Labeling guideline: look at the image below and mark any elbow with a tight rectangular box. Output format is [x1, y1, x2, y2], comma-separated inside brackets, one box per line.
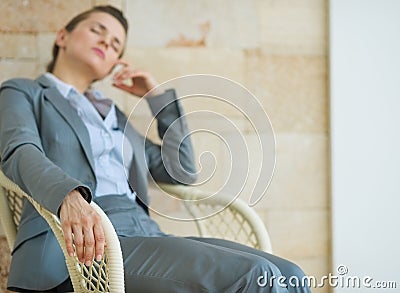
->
[165, 162, 197, 185]
[171, 166, 197, 185]
[180, 171, 197, 185]
[178, 157, 198, 185]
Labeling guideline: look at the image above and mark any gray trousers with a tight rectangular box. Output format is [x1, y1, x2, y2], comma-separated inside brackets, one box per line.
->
[120, 237, 310, 293]
[93, 195, 311, 293]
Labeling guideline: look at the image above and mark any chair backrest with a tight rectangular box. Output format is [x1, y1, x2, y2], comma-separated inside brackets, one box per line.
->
[185, 200, 271, 252]
[158, 183, 273, 253]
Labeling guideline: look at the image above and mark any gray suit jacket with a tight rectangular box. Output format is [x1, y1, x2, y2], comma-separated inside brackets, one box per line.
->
[0, 75, 196, 290]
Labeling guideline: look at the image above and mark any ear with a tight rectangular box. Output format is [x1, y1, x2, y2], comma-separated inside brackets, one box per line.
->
[55, 28, 69, 48]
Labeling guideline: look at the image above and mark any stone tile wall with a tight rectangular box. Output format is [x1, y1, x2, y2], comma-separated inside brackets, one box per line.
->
[0, 1, 330, 292]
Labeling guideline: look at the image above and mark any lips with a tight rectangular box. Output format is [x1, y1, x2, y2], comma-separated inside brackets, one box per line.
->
[92, 48, 105, 59]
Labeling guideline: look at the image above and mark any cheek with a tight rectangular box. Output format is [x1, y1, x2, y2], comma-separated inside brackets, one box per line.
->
[104, 54, 120, 71]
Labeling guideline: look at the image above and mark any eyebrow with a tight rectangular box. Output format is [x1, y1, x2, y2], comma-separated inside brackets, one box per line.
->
[93, 21, 122, 46]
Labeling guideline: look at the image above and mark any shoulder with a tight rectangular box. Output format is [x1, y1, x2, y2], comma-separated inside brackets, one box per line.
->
[1, 78, 40, 90]
[1, 77, 44, 99]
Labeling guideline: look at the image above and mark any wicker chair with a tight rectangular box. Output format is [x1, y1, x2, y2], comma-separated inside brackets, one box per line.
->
[0, 170, 272, 293]
[157, 183, 272, 252]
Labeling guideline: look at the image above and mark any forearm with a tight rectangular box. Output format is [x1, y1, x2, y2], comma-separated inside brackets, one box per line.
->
[1, 144, 91, 215]
[146, 89, 197, 184]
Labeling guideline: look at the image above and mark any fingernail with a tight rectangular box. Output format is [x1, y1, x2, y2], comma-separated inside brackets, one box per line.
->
[85, 260, 91, 266]
[69, 252, 74, 257]
[96, 255, 102, 261]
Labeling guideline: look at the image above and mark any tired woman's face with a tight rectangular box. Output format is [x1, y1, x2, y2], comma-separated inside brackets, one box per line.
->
[56, 11, 126, 80]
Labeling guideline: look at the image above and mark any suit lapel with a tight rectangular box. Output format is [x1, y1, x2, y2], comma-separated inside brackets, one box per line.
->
[115, 108, 150, 208]
[116, 108, 142, 151]
[37, 75, 96, 175]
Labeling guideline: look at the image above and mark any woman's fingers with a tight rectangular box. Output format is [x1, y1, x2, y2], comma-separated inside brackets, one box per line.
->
[83, 225, 95, 266]
[60, 214, 74, 258]
[111, 61, 159, 97]
[112, 61, 135, 82]
[113, 82, 133, 93]
[93, 218, 105, 262]
[73, 225, 85, 263]
[59, 190, 105, 266]
[113, 68, 144, 84]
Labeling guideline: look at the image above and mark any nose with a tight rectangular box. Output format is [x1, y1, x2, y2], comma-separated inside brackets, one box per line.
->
[99, 34, 112, 49]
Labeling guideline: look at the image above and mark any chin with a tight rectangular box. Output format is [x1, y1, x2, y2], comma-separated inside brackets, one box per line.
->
[90, 68, 111, 82]
[86, 61, 113, 82]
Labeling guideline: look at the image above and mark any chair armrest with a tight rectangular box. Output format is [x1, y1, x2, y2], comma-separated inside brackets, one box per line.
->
[0, 170, 124, 292]
[0, 186, 17, 249]
[157, 183, 273, 253]
[26, 197, 125, 293]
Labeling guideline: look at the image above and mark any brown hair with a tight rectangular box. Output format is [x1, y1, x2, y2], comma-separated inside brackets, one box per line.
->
[46, 5, 128, 72]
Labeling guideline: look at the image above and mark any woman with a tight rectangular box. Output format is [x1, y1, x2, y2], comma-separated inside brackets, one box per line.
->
[0, 5, 310, 293]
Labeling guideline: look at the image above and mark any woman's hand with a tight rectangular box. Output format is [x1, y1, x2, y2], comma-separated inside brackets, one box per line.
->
[59, 190, 105, 266]
[112, 60, 163, 97]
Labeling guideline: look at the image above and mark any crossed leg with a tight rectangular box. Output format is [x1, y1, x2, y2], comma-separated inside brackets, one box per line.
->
[120, 236, 310, 293]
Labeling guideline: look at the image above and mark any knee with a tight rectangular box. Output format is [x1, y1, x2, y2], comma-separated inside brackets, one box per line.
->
[256, 259, 310, 292]
[248, 256, 284, 286]
[234, 257, 284, 291]
[281, 260, 307, 280]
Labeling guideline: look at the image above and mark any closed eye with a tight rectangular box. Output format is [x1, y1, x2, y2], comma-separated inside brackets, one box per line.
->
[89, 21, 124, 55]
[90, 27, 101, 34]
[111, 42, 120, 53]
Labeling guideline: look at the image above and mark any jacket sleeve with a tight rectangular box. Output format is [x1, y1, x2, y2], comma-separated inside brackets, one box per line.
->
[144, 89, 197, 185]
[0, 79, 91, 215]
